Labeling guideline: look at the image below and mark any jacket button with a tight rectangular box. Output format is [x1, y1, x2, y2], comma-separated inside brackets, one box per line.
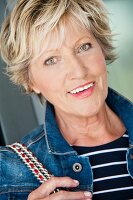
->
[130, 154, 133, 160]
[72, 163, 82, 172]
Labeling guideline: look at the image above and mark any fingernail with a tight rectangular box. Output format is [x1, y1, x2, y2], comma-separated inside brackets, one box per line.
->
[84, 191, 92, 197]
[73, 180, 79, 185]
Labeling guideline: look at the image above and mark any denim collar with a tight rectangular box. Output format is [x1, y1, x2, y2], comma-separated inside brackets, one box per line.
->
[44, 102, 76, 155]
[44, 87, 133, 154]
[106, 87, 133, 146]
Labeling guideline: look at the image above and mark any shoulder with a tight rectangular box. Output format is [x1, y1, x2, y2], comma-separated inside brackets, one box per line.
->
[0, 124, 45, 165]
[21, 124, 45, 146]
[0, 124, 46, 166]
[0, 124, 46, 189]
[0, 145, 39, 194]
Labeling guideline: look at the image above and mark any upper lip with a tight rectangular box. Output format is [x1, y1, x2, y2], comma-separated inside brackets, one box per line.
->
[69, 81, 95, 92]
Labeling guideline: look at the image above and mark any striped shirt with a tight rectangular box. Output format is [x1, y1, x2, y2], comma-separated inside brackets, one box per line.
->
[73, 132, 133, 200]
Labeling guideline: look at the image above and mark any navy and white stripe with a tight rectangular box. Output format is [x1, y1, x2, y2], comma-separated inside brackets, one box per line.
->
[73, 132, 133, 200]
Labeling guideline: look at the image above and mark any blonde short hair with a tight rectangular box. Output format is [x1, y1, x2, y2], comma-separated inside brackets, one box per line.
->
[0, 0, 116, 96]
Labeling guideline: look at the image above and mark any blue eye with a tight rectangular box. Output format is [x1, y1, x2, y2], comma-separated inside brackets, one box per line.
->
[78, 43, 91, 53]
[44, 57, 58, 66]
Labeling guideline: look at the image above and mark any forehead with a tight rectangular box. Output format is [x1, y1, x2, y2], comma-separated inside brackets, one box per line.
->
[32, 17, 93, 57]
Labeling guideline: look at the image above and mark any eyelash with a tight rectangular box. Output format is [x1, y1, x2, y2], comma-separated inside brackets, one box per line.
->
[44, 43, 92, 66]
[77, 43, 92, 53]
[44, 57, 59, 66]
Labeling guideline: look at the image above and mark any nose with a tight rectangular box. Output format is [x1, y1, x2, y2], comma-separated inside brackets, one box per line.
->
[66, 54, 88, 80]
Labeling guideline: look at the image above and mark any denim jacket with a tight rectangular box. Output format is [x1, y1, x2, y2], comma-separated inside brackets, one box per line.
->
[0, 87, 133, 199]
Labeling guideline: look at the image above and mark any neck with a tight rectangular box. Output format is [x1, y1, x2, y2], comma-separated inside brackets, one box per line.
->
[55, 103, 126, 146]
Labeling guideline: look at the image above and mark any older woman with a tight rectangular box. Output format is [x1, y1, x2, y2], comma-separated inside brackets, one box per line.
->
[0, 0, 133, 199]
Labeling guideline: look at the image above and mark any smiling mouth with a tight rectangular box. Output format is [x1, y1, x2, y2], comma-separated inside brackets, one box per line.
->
[69, 82, 95, 94]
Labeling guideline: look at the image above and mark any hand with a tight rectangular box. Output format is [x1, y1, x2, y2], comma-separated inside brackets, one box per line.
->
[28, 176, 92, 200]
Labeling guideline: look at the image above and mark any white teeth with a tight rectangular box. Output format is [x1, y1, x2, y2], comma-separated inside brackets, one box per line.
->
[76, 88, 80, 93]
[79, 88, 84, 92]
[70, 82, 94, 94]
[84, 85, 88, 89]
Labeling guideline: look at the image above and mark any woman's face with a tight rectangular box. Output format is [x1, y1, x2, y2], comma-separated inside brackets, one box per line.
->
[30, 22, 108, 118]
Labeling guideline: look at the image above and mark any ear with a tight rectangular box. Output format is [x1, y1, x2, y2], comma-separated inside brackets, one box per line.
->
[31, 85, 41, 94]
[28, 71, 41, 94]
[28, 80, 41, 94]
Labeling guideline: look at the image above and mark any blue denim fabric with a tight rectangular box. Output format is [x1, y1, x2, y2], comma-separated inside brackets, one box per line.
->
[0, 87, 133, 199]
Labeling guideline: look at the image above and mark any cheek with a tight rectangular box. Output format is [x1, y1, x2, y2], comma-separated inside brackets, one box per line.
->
[94, 52, 107, 72]
[82, 49, 106, 75]
[87, 58, 106, 76]
[36, 75, 63, 96]
[31, 71, 51, 94]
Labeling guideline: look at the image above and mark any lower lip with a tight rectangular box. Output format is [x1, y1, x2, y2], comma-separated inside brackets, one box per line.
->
[69, 83, 95, 99]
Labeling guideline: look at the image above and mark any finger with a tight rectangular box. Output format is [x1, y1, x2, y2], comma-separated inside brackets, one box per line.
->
[47, 190, 92, 200]
[28, 177, 79, 200]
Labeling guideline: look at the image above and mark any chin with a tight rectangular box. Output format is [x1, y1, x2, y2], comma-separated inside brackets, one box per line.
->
[73, 102, 103, 118]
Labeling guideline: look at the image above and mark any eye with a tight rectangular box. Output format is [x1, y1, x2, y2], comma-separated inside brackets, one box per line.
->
[78, 43, 92, 53]
[44, 57, 58, 66]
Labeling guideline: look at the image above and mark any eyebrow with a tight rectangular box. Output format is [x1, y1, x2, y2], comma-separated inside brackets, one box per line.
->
[74, 36, 92, 49]
[42, 36, 91, 54]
